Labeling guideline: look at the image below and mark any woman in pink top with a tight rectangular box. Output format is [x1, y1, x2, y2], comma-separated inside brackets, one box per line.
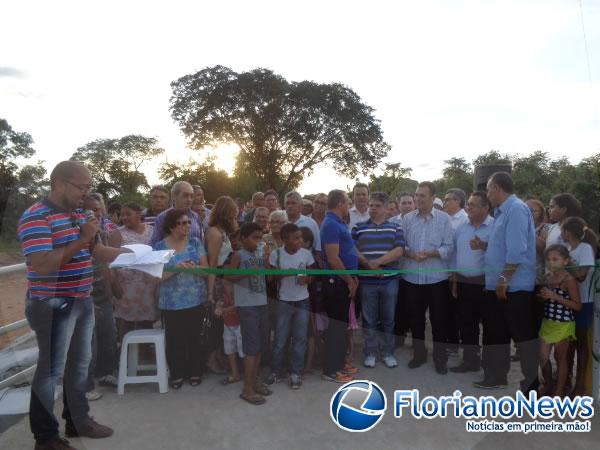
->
[108, 202, 159, 342]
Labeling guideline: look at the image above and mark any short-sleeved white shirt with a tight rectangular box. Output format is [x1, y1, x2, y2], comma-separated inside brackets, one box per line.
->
[269, 247, 315, 301]
[569, 242, 595, 303]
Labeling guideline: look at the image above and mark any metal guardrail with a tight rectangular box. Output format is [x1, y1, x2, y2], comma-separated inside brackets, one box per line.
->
[0, 263, 34, 389]
[0, 319, 28, 337]
[0, 263, 28, 337]
[0, 262, 26, 276]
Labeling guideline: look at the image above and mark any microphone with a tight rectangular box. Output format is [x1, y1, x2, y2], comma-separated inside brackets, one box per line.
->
[83, 210, 102, 244]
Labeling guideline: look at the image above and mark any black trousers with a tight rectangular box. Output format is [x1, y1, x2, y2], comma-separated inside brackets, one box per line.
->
[394, 279, 411, 337]
[445, 290, 460, 348]
[456, 281, 485, 365]
[323, 278, 350, 376]
[530, 286, 545, 338]
[481, 290, 539, 390]
[404, 280, 449, 364]
[162, 304, 207, 379]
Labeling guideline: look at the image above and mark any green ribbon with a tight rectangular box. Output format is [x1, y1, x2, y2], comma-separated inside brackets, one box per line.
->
[163, 264, 600, 276]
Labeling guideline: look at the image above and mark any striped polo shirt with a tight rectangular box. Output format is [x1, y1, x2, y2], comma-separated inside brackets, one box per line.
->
[18, 198, 93, 300]
[351, 219, 405, 284]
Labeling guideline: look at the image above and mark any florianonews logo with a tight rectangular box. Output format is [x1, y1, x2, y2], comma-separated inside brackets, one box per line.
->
[329, 382, 594, 434]
[330, 380, 387, 432]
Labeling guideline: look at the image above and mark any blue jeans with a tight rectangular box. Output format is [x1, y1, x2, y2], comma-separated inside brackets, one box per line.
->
[360, 279, 399, 357]
[25, 297, 94, 443]
[271, 298, 310, 376]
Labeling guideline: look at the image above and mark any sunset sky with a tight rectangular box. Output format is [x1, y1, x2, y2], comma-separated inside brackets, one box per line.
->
[2, 0, 599, 194]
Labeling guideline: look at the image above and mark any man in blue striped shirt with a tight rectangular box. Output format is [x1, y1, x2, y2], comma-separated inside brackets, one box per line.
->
[402, 181, 454, 374]
[352, 192, 405, 369]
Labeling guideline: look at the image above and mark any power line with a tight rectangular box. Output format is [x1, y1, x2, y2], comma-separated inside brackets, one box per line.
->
[578, 0, 593, 84]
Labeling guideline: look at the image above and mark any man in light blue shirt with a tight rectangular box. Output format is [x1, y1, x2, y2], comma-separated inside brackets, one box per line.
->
[402, 181, 454, 374]
[474, 172, 539, 393]
[449, 191, 493, 374]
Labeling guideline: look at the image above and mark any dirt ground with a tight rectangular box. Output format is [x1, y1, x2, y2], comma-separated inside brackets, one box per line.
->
[0, 250, 23, 266]
[0, 252, 29, 348]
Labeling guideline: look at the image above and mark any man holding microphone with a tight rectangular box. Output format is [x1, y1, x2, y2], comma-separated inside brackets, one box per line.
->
[18, 161, 130, 450]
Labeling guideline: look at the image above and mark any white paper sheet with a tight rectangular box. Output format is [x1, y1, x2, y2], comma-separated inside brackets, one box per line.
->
[109, 244, 174, 278]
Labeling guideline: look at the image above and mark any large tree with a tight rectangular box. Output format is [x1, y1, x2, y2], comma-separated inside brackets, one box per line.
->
[170, 66, 391, 194]
[70, 135, 164, 200]
[368, 163, 417, 195]
[434, 157, 473, 195]
[159, 156, 236, 203]
[0, 118, 47, 236]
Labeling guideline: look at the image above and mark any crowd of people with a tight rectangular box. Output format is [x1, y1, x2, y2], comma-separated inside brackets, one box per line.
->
[16, 160, 599, 449]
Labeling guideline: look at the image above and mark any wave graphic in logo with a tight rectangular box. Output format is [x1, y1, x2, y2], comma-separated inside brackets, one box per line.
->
[330, 380, 387, 432]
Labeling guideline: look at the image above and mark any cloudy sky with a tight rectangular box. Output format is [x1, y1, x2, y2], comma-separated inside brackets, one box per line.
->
[2, 0, 599, 194]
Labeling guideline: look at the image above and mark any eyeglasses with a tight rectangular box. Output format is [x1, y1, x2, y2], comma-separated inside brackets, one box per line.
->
[176, 220, 192, 226]
[443, 197, 457, 203]
[63, 179, 92, 193]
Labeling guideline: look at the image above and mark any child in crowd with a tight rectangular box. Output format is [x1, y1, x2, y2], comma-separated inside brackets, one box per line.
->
[561, 217, 599, 396]
[266, 223, 315, 389]
[224, 222, 272, 405]
[215, 230, 243, 385]
[300, 226, 324, 374]
[538, 244, 582, 397]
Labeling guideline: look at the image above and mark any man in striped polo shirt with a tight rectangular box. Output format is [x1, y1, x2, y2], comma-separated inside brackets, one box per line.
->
[351, 192, 405, 369]
[18, 161, 129, 450]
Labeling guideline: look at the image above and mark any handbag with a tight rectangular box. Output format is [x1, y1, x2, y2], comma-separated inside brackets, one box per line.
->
[199, 301, 215, 340]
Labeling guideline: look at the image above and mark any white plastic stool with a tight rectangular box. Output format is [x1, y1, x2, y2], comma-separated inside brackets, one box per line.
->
[117, 329, 169, 395]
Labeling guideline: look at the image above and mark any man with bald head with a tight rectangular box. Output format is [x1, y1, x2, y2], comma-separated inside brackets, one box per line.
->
[149, 180, 204, 246]
[18, 161, 130, 449]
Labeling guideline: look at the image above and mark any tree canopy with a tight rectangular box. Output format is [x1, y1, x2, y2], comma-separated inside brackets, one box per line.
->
[0, 118, 47, 237]
[159, 156, 241, 203]
[170, 65, 391, 194]
[70, 135, 164, 201]
[369, 163, 418, 194]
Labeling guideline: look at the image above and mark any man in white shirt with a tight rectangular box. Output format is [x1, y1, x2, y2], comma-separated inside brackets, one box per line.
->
[348, 183, 370, 229]
[444, 188, 469, 231]
[284, 191, 322, 267]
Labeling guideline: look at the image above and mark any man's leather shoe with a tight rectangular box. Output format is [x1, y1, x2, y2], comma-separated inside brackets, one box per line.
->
[65, 417, 113, 439]
[449, 362, 480, 373]
[435, 362, 448, 375]
[407, 357, 426, 369]
[34, 436, 77, 450]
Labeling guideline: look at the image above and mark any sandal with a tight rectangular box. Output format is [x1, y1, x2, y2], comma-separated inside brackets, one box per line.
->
[189, 376, 202, 387]
[254, 383, 272, 396]
[239, 393, 266, 405]
[170, 378, 184, 390]
[221, 376, 241, 386]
